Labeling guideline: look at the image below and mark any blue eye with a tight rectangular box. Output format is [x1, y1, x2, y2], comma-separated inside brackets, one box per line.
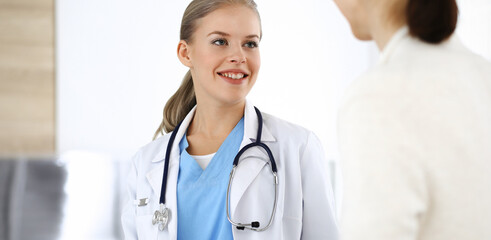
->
[212, 39, 227, 46]
[244, 41, 258, 48]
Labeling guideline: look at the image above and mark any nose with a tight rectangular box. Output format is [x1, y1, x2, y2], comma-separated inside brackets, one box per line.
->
[228, 45, 246, 64]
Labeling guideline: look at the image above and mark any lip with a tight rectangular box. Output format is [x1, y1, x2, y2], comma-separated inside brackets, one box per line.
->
[217, 69, 250, 85]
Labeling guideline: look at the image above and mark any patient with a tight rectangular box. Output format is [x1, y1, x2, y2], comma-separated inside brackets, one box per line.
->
[334, 0, 491, 239]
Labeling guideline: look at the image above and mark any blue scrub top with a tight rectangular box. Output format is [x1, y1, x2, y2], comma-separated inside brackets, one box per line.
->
[177, 118, 244, 240]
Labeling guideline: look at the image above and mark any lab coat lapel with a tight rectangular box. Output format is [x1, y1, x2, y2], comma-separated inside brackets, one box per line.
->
[230, 100, 276, 216]
[145, 106, 196, 240]
[243, 100, 275, 143]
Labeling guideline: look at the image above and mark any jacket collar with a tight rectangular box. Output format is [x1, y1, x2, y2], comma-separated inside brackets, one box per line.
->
[243, 100, 276, 143]
[377, 26, 464, 65]
[378, 26, 409, 65]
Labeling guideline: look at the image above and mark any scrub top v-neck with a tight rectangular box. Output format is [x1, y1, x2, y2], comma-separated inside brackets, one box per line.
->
[177, 118, 244, 240]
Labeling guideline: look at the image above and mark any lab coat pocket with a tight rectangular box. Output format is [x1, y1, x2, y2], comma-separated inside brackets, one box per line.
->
[136, 214, 158, 239]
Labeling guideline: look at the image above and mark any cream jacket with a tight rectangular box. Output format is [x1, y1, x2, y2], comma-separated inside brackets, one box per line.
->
[339, 27, 491, 240]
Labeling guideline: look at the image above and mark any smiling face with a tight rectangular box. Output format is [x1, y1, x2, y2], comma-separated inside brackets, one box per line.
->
[177, 4, 261, 107]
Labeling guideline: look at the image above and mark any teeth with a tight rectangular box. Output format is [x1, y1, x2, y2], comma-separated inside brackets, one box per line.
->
[221, 72, 245, 79]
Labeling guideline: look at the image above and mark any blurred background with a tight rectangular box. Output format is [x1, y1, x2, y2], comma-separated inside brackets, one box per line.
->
[0, 0, 490, 239]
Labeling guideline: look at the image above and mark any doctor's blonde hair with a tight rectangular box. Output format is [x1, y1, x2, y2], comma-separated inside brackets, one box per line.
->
[153, 0, 261, 139]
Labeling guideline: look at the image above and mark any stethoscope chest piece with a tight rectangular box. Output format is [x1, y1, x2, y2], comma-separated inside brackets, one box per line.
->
[152, 203, 169, 231]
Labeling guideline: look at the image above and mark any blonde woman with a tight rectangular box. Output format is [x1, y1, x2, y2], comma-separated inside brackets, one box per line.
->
[121, 0, 338, 239]
[335, 0, 491, 239]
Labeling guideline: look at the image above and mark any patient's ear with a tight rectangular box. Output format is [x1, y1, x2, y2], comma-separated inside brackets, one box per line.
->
[177, 40, 192, 68]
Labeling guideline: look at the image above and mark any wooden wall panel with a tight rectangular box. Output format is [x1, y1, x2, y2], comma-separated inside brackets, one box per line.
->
[0, 0, 55, 155]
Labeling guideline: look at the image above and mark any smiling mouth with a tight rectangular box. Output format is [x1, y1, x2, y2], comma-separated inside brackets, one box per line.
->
[217, 72, 249, 80]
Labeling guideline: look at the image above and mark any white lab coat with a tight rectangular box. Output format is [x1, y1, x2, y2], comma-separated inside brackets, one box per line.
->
[121, 100, 339, 240]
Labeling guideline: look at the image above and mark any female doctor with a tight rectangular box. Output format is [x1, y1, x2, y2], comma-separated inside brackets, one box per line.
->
[121, 0, 338, 239]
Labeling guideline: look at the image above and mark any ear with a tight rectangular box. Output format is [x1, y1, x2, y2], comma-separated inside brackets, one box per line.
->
[177, 40, 193, 68]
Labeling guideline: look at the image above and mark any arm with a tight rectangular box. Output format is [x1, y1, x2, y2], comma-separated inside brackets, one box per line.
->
[338, 96, 428, 240]
[300, 132, 339, 240]
[121, 151, 140, 240]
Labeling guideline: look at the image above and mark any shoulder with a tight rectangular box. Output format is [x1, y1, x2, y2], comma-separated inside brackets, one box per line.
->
[341, 35, 491, 119]
[261, 112, 321, 152]
[263, 112, 311, 137]
[131, 134, 170, 167]
[387, 34, 491, 86]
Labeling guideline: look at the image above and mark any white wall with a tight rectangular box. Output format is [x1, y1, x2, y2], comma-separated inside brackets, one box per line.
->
[55, 0, 491, 162]
[56, 0, 377, 163]
[56, 2, 378, 225]
[56, 0, 491, 228]
[56, 0, 190, 160]
[456, 0, 491, 61]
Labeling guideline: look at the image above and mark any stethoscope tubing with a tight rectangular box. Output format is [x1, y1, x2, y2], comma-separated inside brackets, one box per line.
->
[158, 106, 278, 232]
[232, 141, 278, 172]
[160, 120, 183, 205]
[226, 161, 279, 231]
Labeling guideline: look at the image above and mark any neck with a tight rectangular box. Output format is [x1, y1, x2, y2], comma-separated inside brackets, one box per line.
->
[372, 27, 397, 50]
[369, 2, 406, 50]
[188, 99, 245, 138]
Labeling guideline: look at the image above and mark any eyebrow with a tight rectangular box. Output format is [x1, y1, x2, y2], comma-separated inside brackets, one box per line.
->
[207, 31, 260, 39]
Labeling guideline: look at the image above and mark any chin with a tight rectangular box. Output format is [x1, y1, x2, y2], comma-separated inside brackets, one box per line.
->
[216, 93, 248, 106]
[350, 24, 372, 41]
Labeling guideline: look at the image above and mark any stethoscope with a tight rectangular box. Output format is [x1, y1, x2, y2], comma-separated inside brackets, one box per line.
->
[152, 107, 279, 232]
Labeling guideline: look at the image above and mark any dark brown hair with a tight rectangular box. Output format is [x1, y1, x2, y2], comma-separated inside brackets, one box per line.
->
[406, 0, 459, 44]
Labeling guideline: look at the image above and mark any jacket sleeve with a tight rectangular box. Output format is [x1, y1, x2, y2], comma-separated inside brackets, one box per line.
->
[121, 150, 141, 240]
[300, 132, 339, 240]
[338, 95, 428, 240]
